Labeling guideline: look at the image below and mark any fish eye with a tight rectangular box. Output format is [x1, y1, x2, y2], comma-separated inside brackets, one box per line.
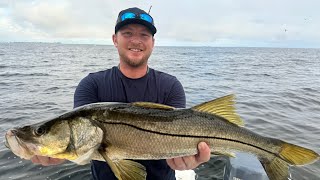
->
[34, 126, 46, 136]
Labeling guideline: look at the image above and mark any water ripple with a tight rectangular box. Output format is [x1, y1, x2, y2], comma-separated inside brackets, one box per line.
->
[0, 72, 51, 77]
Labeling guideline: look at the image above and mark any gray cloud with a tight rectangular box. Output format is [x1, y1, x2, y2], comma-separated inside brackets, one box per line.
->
[154, 0, 320, 46]
[1, 0, 320, 47]
[0, 1, 9, 7]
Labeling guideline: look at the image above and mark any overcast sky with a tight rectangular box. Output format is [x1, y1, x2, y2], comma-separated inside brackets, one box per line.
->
[1, 0, 320, 47]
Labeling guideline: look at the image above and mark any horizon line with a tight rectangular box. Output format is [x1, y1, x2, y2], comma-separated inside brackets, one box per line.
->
[0, 41, 319, 49]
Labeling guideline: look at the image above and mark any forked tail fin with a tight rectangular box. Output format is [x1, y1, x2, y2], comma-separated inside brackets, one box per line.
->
[279, 143, 319, 165]
[261, 142, 319, 180]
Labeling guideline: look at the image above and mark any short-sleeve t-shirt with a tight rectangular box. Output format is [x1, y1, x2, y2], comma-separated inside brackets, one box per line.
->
[74, 66, 186, 180]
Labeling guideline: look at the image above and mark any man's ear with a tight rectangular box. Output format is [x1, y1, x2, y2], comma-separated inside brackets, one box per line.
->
[112, 34, 118, 47]
[152, 36, 155, 49]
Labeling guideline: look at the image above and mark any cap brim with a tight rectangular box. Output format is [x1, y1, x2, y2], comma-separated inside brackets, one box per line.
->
[115, 19, 157, 35]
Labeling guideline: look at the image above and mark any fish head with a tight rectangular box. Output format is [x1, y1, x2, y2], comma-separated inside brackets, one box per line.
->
[5, 120, 71, 160]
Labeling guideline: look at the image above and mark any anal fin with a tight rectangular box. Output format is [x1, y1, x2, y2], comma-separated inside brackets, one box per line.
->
[211, 150, 236, 158]
[262, 157, 290, 180]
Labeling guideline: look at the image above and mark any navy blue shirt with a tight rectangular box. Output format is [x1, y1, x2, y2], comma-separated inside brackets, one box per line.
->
[74, 66, 186, 180]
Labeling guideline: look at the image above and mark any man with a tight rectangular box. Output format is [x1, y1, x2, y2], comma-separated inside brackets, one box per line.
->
[31, 7, 211, 179]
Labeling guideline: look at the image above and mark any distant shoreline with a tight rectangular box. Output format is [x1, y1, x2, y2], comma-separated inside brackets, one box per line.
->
[0, 42, 319, 49]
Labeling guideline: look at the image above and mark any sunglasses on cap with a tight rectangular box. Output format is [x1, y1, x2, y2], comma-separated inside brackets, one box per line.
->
[120, 12, 153, 24]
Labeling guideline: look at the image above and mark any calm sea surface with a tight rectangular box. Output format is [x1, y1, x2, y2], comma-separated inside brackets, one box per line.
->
[0, 43, 319, 180]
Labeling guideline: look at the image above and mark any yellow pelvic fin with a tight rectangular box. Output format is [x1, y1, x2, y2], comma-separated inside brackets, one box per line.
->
[99, 149, 146, 180]
[114, 160, 147, 180]
[99, 150, 122, 180]
[280, 142, 319, 165]
[132, 102, 175, 110]
[191, 94, 244, 126]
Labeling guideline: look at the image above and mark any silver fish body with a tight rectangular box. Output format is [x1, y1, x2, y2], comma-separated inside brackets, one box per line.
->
[5, 95, 319, 180]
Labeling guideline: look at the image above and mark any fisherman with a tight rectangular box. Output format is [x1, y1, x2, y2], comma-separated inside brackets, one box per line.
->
[30, 7, 211, 179]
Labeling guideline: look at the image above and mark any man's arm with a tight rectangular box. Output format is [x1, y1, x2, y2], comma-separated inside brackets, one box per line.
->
[164, 78, 186, 108]
[74, 75, 99, 108]
[165, 79, 211, 170]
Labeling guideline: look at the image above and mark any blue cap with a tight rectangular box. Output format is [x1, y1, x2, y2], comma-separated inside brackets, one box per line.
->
[115, 7, 157, 35]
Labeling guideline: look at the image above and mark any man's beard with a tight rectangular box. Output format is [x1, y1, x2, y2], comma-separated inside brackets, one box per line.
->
[122, 57, 148, 67]
[118, 47, 152, 67]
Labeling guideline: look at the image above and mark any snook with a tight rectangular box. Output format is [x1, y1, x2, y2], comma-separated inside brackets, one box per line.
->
[5, 95, 319, 180]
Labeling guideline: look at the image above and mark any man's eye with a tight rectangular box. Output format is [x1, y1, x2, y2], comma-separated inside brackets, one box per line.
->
[123, 32, 132, 35]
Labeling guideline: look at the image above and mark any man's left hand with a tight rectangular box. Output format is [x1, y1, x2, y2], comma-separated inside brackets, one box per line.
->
[166, 142, 211, 170]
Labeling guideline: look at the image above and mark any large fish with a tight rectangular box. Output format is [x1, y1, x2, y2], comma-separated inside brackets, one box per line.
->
[5, 95, 319, 180]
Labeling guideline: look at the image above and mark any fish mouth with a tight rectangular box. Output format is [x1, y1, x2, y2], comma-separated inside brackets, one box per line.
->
[4, 130, 16, 150]
[4, 135, 11, 149]
[5, 130, 35, 159]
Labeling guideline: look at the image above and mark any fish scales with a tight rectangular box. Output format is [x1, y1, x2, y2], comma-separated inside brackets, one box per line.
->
[94, 104, 278, 156]
[5, 95, 319, 180]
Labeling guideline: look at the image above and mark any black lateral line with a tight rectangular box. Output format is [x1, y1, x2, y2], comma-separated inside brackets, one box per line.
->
[102, 121, 278, 157]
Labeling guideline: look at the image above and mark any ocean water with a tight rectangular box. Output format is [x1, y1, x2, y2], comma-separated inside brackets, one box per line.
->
[0, 43, 319, 180]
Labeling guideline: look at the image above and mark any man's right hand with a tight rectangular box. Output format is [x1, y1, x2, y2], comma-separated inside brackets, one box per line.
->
[31, 155, 65, 166]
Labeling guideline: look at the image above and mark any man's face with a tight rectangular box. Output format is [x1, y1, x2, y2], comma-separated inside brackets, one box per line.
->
[113, 24, 155, 67]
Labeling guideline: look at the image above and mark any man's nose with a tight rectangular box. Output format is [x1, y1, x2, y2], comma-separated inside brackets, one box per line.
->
[129, 35, 142, 44]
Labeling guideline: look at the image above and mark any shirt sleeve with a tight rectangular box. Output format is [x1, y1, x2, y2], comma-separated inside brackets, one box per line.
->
[165, 78, 186, 108]
[74, 74, 99, 108]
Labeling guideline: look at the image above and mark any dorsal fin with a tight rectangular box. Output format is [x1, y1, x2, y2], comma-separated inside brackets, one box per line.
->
[132, 102, 175, 110]
[191, 94, 244, 126]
